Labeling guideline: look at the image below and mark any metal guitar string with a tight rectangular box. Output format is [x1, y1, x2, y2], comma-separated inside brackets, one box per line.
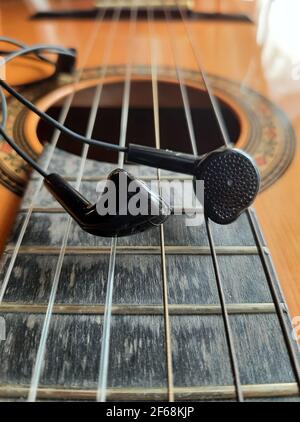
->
[27, 5, 123, 402]
[175, 5, 231, 148]
[97, 3, 139, 402]
[26, 5, 124, 401]
[147, 7, 175, 402]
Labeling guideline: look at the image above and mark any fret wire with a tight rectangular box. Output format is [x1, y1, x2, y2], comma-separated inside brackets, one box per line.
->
[3, 245, 262, 255]
[0, 383, 299, 401]
[31, 175, 194, 182]
[0, 302, 280, 316]
[148, 8, 175, 402]
[246, 208, 300, 392]
[20, 206, 204, 214]
[27, 5, 123, 402]
[164, 7, 244, 402]
[97, 3, 139, 403]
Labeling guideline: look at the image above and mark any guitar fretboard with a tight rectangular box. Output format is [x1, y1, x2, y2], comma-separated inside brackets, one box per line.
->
[0, 145, 299, 401]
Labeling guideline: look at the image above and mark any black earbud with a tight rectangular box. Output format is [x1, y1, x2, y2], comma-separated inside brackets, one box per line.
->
[127, 144, 260, 225]
[44, 169, 170, 237]
[193, 148, 260, 224]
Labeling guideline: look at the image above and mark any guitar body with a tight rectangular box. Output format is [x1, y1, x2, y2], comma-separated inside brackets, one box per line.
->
[0, 0, 300, 401]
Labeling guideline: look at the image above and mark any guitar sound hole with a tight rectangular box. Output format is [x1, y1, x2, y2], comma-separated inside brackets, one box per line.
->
[37, 80, 241, 163]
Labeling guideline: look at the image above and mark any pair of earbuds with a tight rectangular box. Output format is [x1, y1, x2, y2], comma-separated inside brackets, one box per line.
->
[0, 38, 261, 237]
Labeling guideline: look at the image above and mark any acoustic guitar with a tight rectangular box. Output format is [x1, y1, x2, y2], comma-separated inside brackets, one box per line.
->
[0, 0, 300, 402]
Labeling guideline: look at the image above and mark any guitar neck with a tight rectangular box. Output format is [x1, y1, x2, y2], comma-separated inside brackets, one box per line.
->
[0, 146, 299, 401]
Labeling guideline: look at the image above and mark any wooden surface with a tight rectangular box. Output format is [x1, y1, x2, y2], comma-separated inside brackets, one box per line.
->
[0, 0, 299, 317]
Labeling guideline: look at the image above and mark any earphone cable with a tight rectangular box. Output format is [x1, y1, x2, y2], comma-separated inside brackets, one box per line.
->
[0, 78, 127, 153]
[0, 36, 55, 65]
[0, 44, 75, 68]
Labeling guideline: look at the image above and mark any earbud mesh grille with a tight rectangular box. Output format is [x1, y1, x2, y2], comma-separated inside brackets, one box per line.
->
[196, 149, 260, 225]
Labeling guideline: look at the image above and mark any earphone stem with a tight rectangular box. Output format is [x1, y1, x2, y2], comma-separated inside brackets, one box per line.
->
[44, 173, 91, 223]
[126, 143, 200, 175]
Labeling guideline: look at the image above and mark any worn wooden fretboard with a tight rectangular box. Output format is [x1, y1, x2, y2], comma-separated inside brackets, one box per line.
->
[0, 142, 299, 401]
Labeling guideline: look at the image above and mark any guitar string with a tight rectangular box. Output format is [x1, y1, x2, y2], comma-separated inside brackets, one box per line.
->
[164, 5, 244, 401]
[0, 5, 109, 305]
[27, 4, 123, 401]
[163, 14, 198, 157]
[204, 218, 244, 402]
[175, 3, 231, 147]
[246, 208, 300, 391]
[147, 7, 175, 402]
[96, 3, 139, 403]
[177, 0, 300, 396]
